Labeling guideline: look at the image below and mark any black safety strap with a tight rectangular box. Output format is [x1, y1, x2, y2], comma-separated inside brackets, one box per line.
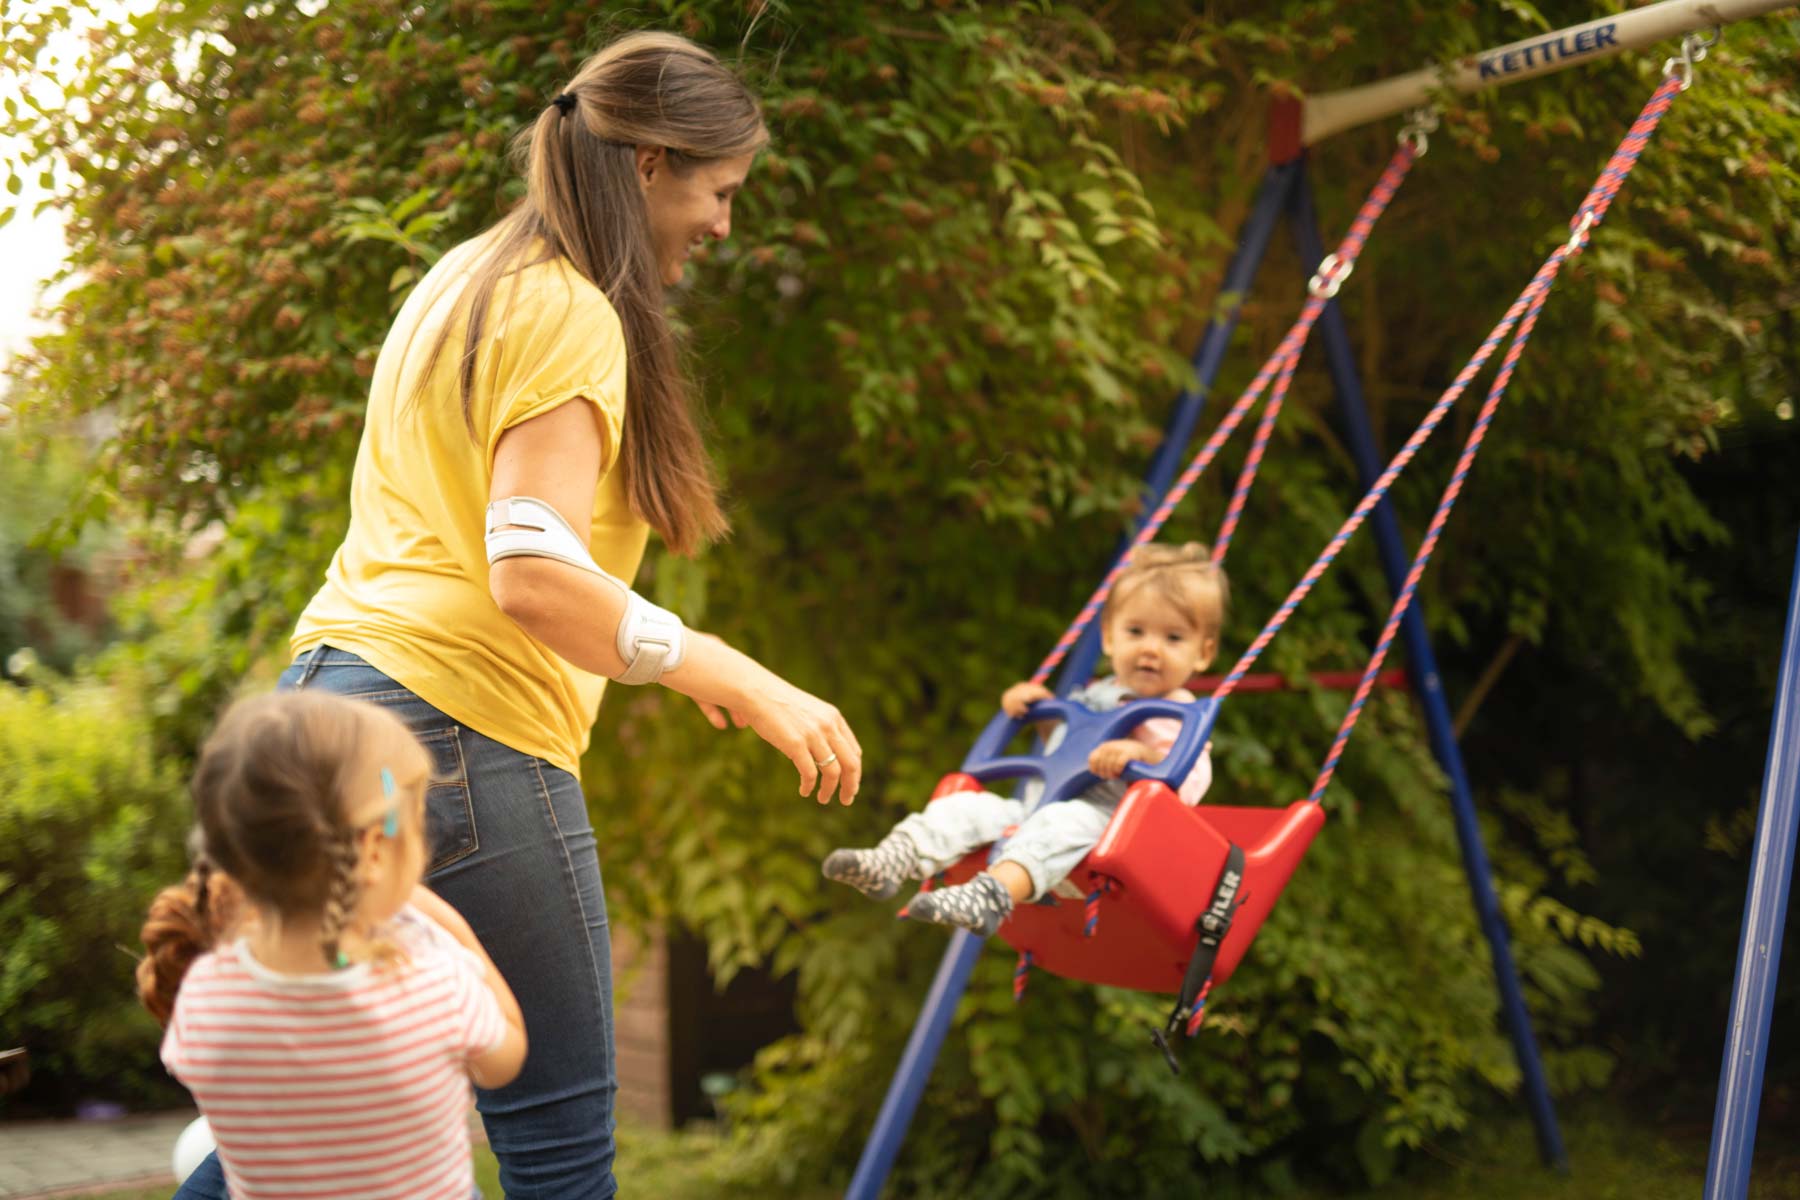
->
[1151, 843, 1246, 1076]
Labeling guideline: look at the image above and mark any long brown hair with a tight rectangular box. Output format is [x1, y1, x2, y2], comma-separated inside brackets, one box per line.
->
[422, 31, 765, 555]
[137, 692, 428, 1022]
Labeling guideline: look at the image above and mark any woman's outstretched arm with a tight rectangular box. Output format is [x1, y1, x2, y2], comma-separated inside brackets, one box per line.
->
[486, 400, 862, 804]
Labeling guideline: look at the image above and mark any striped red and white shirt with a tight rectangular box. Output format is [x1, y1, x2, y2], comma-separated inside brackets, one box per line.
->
[163, 906, 504, 1200]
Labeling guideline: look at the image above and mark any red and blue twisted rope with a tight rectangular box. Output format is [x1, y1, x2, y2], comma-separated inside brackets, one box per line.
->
[1082, 877, 1115, 937]
[1184, 979, 1214, 1037]
[1213, 342, 1302, 563]
[1306, 75, 1682, 802]
[1212, 76, 1682, 715]
[1029, 142, 1420, 688]
[1023, 75, 1680, 1045]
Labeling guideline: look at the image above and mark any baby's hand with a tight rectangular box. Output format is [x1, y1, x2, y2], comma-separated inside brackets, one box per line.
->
[1088, 739, 1147, 779]
[1001, 681, 1054, 719]
[408, 885, 476, 945]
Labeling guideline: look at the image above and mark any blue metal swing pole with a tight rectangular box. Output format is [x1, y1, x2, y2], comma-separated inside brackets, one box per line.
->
[1703, 536, 1800, 1199]
[1286, 166, 1569, 1169]
[843, 163, 1301, 1200]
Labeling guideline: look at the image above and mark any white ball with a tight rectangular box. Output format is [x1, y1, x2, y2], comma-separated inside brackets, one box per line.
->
[172, 1116, 216, 1185]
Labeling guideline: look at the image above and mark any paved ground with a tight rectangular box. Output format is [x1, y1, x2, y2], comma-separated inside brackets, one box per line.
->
[0, 1109, 490, 1199]
[0, 1110, 193, 1199]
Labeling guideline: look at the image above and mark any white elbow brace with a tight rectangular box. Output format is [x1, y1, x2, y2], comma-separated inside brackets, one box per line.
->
[485, 496, 686, 686]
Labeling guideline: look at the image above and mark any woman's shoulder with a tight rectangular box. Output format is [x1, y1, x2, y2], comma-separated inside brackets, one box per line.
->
[494, 246, 622, 333]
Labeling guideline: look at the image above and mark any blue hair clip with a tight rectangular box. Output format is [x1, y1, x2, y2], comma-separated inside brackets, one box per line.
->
[379, 767, 399, 837]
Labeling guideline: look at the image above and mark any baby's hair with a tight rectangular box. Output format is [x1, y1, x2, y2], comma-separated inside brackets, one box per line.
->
[1101, 541, 1230, 642]
[137, 692, 429, 1023]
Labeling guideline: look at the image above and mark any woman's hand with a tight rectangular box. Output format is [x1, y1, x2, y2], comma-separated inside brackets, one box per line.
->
[734, 675, 862, 805]
[1088, 739, 1150, 779]
[664, 634, 862, 805]
[1001, 681, 1053, 718]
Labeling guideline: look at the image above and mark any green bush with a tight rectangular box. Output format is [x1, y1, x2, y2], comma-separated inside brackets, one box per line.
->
[0, 427, 120, 680]
[0, 679, 190, 1110]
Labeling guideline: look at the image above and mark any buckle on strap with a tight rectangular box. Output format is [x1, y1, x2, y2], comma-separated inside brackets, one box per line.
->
[615, 638, 672, 686]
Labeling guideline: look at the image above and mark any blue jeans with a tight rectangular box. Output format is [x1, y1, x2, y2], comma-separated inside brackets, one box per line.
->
[175, 646, 617, 1199]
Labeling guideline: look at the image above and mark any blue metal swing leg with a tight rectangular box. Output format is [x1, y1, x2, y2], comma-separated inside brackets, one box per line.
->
[1287, 166, 1569, 1171]
[843, 162, 1302, 1200]
[1703, 536, 1800, 1199]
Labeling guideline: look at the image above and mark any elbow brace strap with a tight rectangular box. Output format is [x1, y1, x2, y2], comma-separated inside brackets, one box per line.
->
[485, 496, 685, 686]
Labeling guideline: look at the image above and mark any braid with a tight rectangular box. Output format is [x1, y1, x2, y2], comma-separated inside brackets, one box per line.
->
[318, 830, 362, 968]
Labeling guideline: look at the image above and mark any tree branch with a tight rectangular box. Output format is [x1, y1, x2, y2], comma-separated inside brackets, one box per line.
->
[1453, 631, 1525, 738]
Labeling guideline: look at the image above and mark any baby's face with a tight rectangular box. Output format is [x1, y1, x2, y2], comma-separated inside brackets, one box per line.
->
[1102, 591, 1216, 698]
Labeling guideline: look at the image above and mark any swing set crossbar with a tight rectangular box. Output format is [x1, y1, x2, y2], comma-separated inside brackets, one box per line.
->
[1284, 0, 1794, 154]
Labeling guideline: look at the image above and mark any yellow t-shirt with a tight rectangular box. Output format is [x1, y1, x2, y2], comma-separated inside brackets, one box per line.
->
[293, 232, 648, 775]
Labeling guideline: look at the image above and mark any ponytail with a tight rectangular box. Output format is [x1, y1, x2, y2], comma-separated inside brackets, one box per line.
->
[137, 860, 233, 1027]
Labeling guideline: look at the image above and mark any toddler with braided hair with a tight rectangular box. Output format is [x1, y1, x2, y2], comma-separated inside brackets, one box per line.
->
[824, 542, 1228, 935]
[139, 691, 526, 1200]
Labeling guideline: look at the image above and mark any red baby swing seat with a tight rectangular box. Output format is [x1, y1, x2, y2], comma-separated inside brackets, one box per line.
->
[921, 688, 1323, 998]
[932, 777, 1322, 995]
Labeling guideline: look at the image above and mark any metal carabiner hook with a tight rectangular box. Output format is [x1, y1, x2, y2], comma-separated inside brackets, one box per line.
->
[1663, 26, 1719, 92]
[1397, 106, 1440, 156]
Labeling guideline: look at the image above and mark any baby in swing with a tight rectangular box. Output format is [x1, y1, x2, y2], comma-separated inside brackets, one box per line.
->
[825, 542, 1227, 935]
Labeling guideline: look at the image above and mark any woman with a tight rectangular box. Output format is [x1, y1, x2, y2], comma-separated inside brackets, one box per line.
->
[176, 31, 860, 1200]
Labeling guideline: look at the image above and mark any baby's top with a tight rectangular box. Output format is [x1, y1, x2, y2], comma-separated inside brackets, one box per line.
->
[162, 904, 504, 1200]
[1050, 676, 1213, 807]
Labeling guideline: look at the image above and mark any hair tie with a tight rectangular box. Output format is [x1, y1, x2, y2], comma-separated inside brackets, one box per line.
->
[552, 92, 576, 115]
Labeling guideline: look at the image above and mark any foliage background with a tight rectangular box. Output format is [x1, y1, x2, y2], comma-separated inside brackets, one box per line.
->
[3, 0, 1797, 1192]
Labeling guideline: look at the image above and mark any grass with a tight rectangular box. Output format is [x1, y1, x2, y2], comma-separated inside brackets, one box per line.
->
[57, 1120, 828, 1200]
[1303, 1101, 1800, 1200]
[59, 1102, 1800, 1200]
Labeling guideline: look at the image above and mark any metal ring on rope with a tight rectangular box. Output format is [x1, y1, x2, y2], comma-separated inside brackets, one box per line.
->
[1307, 252, 1351, 299]
[1565, 209, 1596, 253]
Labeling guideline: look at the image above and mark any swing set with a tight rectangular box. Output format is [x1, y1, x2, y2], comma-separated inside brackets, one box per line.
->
[846, 3, 1800, 1197]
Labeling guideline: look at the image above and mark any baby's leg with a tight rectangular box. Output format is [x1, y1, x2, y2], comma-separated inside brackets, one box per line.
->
[894, 791, 1025, 876]
[823, 790, 1023, 900]
[903, 798, 1113, 936]
[993, 798, 1115, 902]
